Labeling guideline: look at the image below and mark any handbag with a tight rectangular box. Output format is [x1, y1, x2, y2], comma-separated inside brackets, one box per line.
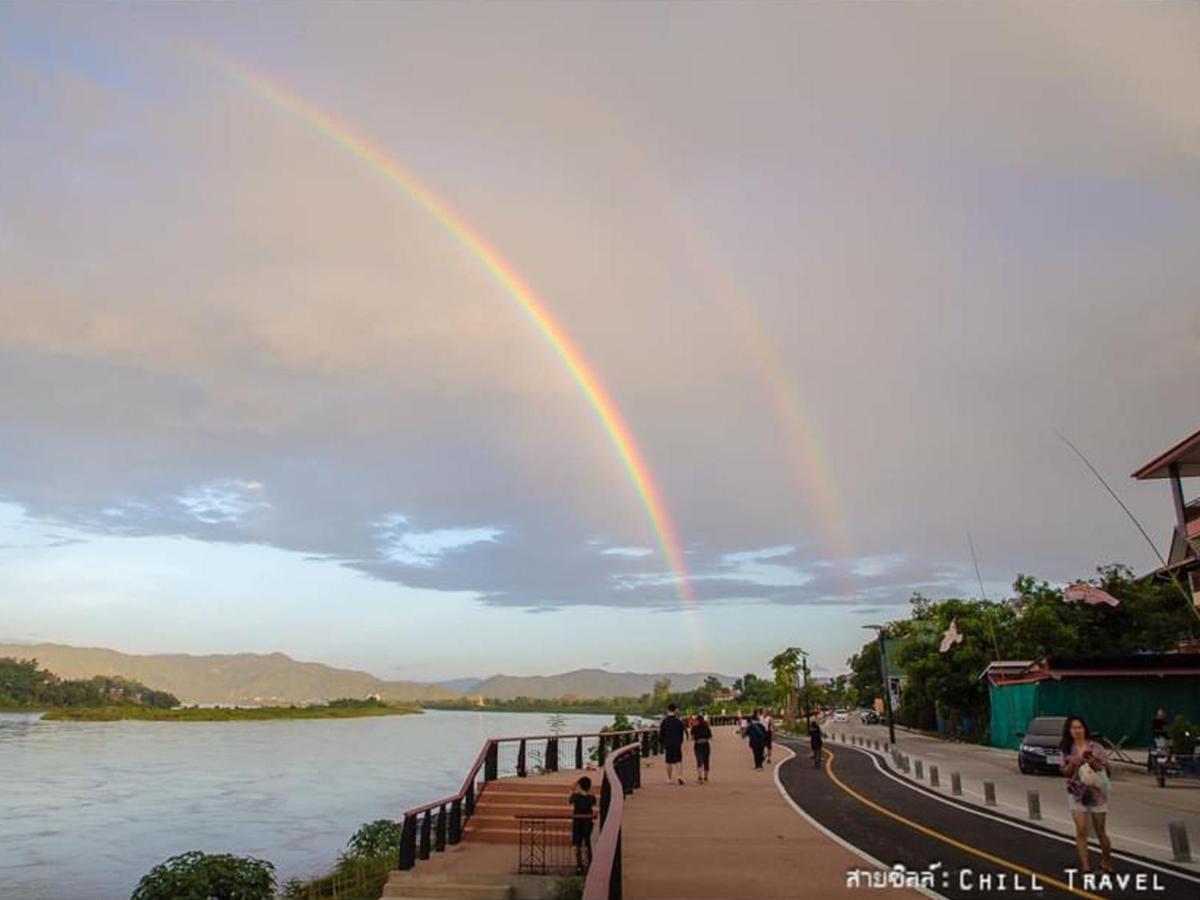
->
[1078, 759, 1111, 795]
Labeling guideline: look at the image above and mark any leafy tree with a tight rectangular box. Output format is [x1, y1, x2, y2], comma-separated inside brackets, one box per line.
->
[131, 851, 275, 900]
[345, 820, 402, 860]
[769, 649, 801, 728]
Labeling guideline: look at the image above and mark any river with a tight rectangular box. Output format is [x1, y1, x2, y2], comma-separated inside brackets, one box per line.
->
[0, 709, 616, 900]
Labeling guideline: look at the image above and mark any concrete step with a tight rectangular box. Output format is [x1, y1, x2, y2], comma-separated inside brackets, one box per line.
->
[381, 872, 515, 899]
[484, 782, 597, 795]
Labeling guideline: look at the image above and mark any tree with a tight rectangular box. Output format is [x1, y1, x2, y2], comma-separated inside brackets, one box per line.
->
[131, 851, 275, 900]
[769, 649, 801, 728]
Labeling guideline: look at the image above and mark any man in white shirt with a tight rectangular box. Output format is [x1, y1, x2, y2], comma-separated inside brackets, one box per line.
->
[761, 710, 774, 764]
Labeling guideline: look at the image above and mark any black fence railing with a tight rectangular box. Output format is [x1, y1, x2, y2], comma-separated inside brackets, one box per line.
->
[516, 814, 578, 875]
[397, 727, 660, 873]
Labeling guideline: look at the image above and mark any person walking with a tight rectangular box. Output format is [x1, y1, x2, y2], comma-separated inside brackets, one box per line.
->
[691, 712, 713, 783]
[1059, 715, 1114, 875]
[809, 717, 824, 768]
[1149, 708, 1169, 771]
[568, 776, 596, 874]
[660, 703, 687, 785]
[761, 709, 774, 764]
[744, 710, 768, 770]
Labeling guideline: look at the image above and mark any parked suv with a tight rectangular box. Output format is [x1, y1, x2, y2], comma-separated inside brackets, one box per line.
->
[1017, 716, 1067, 775]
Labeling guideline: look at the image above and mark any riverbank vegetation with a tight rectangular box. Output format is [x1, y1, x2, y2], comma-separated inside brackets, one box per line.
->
[0, 657, 178, 710]
[43, 697, 420, 721]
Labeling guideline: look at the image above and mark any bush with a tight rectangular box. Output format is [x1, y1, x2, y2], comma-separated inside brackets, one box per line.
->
[345, 820, 402, 860]
[131, 851, 275, 900]
[1168, 715, 1197, 757]
[553, 877, 584, 900]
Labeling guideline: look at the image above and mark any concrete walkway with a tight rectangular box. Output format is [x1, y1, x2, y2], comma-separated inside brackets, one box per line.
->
[621, 725, 923, 899]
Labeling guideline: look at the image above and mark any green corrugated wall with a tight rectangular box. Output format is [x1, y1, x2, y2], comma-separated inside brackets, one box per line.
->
[989, 677, 1200, 750]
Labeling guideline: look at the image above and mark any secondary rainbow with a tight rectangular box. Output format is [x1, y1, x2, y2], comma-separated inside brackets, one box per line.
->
[199, 52, 697, 611]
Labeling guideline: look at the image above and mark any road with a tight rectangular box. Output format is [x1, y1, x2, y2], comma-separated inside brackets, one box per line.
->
[775, 736, 1200, 900]
[827, 720, 1200, 871]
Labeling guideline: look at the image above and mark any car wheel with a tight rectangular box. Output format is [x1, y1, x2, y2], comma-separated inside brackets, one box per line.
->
[1018, 760, 1031, 775]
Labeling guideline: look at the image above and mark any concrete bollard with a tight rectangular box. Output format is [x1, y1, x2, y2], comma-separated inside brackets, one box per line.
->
[929, 765, 939, 787]
[1027, 790, 1041, 820]
[951, 772, 962, 796]
[901, 755, 911, 773]
[914, 760, 923, 779]
[883, 742, 889, 753]
[984, 781, 996, 806]
[1169, 821, 1192, 863]
[840, 733, 845, 743]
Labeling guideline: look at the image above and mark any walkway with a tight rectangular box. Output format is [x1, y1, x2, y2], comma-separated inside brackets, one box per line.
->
[621, 724, 922, 899]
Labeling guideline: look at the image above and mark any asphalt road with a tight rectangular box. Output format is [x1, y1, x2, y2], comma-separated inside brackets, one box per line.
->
[775, 737, 1200, 900]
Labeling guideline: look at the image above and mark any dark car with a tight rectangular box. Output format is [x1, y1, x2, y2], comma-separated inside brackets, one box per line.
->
[1017, 716, 1067, 775]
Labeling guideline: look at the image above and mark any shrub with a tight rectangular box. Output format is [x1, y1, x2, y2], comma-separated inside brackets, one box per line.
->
[131, 851, 275, 900]
[345, 819, 402, 860]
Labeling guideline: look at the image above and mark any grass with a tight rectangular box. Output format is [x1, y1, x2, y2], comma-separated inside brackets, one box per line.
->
[42, 704, 422, 722]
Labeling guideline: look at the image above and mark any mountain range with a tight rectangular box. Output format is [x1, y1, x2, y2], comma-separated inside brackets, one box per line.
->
[1, 642, 734, 704]
[0, 643, 457, 705]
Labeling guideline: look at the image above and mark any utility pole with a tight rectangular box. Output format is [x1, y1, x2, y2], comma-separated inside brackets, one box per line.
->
[863, 624, 897, 745]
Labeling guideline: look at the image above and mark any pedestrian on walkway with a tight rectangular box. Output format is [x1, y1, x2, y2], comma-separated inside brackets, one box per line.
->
[1059, 715, 1114, 875]
[762, 709, 774, 764]
[568, 776, 596, 874]
[691, 712, 712, 783]
[744, 710, 769, 770]
[660, 703, 687, 785]
[808, 717, 824, 768]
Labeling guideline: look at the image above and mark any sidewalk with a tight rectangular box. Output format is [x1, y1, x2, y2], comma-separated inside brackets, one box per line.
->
[621, 725, 923, 899]
[830, 721, 1200, 872]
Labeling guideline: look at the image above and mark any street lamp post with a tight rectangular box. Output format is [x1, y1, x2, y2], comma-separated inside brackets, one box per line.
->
[863, 624, 897, 745]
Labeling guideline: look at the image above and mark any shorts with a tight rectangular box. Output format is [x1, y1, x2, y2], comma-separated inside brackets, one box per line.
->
[664, 742, 683, 764]
[572, 821, 593, 847]
[1067, 793, 1107, 815]
[695, 742, 711, 769]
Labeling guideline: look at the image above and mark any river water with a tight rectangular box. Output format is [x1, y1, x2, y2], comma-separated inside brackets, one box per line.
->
[0, 709, 614, 900]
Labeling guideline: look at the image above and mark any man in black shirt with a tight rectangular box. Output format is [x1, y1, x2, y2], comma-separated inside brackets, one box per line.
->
[660, 703, 687, 785]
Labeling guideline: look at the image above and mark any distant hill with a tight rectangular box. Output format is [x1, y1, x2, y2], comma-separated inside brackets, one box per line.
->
[471, 669, 734, 700]
[434, 677, 483, 694]
[0, 643, 460, 706]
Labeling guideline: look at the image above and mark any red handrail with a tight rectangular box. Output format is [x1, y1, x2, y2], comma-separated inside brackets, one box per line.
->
[582, 741, 640, 900]
[401, 729, 651, 819]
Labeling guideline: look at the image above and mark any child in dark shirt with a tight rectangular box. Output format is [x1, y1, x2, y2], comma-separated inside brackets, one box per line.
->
[569, 776, 596, 873]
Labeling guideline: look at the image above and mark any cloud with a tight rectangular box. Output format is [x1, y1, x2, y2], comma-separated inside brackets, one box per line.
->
[0, 2, 1196, 628]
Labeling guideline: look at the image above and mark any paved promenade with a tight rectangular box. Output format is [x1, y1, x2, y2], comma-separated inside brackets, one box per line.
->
[622, 724, 922, 899]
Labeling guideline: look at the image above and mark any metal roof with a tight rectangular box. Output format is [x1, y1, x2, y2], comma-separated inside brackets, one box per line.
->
[1132, 427, 1200, 480]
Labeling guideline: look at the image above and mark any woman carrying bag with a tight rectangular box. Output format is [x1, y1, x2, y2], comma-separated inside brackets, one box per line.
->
[1059, 715, 1115, 875]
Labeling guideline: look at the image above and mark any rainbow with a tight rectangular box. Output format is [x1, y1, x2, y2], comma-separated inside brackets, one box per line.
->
[197, 52, 697, 612]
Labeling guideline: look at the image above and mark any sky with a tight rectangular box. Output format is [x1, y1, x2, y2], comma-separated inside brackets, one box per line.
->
[1, 3, 1197, 681]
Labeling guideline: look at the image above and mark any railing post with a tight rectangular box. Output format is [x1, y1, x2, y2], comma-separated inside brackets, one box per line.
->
[651, 730, 660, 755]
[610, 828, 623, 900]
[517, 738, 527, 777]
[598, 735, 608, 766]
[633, 748, 641, 790]
[599, 771, 612, 827]
[547, 737, 559, 772]
[449, 798, 462, 844]
[641, 731, 651, 756]
[465, 779, 476, 816]
[419, 809, 432, 860]
[435, 805, 447, 851]
[485, 741, 498, 782]
[398, 813, 417, 870]
[575, 735, 584, 769]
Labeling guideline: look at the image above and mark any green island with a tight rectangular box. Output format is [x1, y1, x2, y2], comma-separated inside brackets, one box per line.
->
[42, 700, 421, 722]
[0, 657, 419, 721]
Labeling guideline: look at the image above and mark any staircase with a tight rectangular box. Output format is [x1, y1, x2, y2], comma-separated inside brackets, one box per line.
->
[463, 778, 593, 844]
[381, 872, 516, 899]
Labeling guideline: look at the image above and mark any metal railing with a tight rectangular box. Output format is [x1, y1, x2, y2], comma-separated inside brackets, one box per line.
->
[397, 727, 660, 872]
[516, 813, 578, 875]
[582, 740, 643, 900]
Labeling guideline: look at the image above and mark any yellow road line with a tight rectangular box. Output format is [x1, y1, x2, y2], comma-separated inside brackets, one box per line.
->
[823, 749, 1103, 900]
